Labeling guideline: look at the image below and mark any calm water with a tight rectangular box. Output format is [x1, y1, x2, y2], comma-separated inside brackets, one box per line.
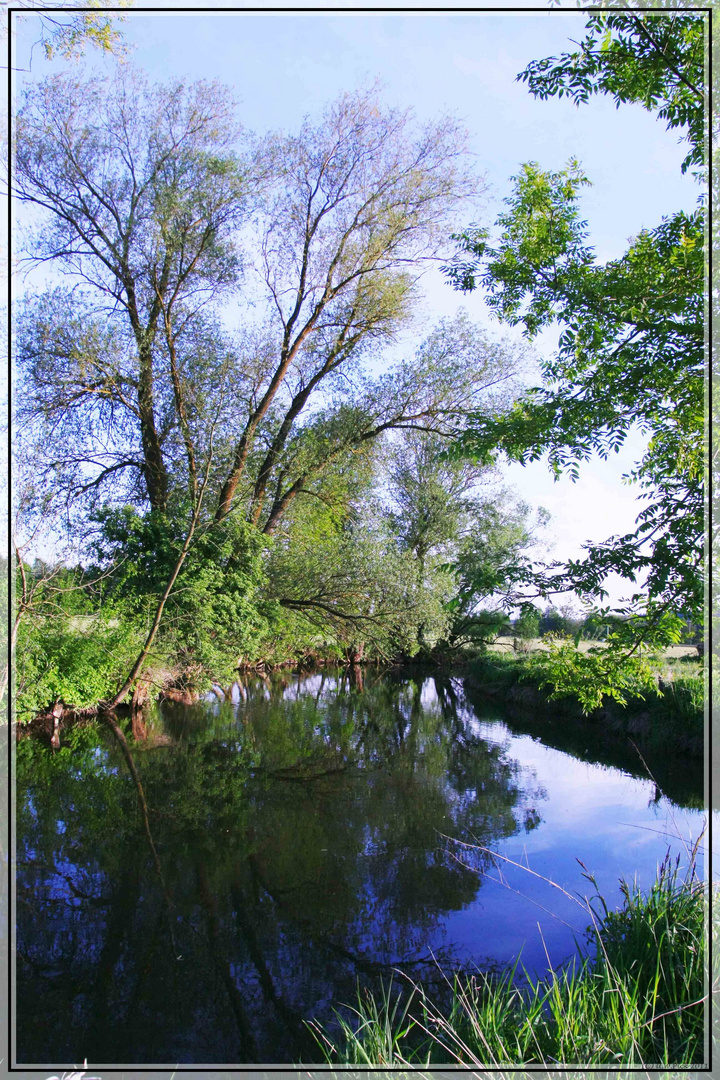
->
[15, 668, 709, 1067]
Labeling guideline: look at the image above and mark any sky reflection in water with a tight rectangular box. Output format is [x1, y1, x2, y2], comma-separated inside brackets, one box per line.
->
[15, 668, 710, 1067]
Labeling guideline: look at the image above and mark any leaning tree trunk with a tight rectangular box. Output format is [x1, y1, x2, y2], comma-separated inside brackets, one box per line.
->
[109, 435, 217, 707]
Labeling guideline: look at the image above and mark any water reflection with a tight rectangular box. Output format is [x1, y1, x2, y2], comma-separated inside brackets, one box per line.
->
[15, 669, 703, 1067]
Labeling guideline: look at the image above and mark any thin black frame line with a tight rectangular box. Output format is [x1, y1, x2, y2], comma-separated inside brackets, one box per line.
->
[5, 4, 716, 12]
[6, 3, 12, 1076]
[5, 6, 716, 1071]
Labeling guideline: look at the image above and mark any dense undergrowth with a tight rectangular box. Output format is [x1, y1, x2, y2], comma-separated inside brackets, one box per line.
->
[310, 849, 708, 1068]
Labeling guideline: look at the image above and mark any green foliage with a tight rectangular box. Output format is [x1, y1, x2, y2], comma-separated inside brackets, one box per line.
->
[384, 428, 544, 653]
[17, 23, 705, 708]
[540, 604, 584, 639]
[16, 608, 144, 719]
[532, 607, 688, 712]
[386, 427, 497, 568]
[445, 159, 592, 312]
[519, 13, 706, 177]
[264, 495, 444, 661]
[660, 670, 705, 724]
[445, 503, 543, 649]
[599, 852, 706, 1052]
[91, 506, 269, 682]
[532, 639, 660, 713]
[13, 555, 150, 720]
[513, 603, 542, 642]
[443, 12, 706, 705]
[447, 169, 703, 550]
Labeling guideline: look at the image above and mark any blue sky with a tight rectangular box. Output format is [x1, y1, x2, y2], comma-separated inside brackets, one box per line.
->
[12, 10, 702, 606]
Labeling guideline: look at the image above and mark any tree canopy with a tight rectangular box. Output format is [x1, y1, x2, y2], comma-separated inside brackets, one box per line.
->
[16, 74, 485, 528]
[8, 1, 129, 64]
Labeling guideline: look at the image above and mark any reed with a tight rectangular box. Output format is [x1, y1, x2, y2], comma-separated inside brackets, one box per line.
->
[311, 845, 708, 1068]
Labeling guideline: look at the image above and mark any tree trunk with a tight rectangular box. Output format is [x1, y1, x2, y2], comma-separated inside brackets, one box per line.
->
[137, 343, 168, 512]
[110, 497, 205, 707]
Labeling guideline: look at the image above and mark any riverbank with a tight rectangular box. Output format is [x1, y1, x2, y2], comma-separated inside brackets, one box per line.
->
[311, 849, 708, 1068]
[18, 646, 704, 770]
[460, 651, 704, 759]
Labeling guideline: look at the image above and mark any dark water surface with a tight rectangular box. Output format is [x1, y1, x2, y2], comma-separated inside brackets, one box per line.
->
[15, 668, 708, 1067]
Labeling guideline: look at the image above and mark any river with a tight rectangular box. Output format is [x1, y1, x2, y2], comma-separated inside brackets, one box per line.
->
[14, 667, 709, 1067]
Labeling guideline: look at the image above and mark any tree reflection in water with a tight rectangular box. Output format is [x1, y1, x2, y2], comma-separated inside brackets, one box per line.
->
[16, 670, 546, 1065]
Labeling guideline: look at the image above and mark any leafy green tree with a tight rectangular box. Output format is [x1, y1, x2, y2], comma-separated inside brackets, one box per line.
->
[444, 12, 706, 701]
[539, 606, 566, 638]
[513, 604, 542, 642]
[249, 311, 515, 537]
[539, 604, 585, 639]
[15, 77, 483, 528]
[265, 516, 437, 661]
[448, 500, 548, 649]
[16, 73, 503, 700]
[386, 431, 494, 577]
[384, 428, 546, 652]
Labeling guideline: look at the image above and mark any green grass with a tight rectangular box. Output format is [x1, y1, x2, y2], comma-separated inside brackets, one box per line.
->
[310, 847, 708, 1068]
[656, 666, 704, 722]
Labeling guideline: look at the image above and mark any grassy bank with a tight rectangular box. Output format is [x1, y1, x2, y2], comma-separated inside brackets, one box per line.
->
[310, 851, 708, 1068]
[461, 650, 704, 758]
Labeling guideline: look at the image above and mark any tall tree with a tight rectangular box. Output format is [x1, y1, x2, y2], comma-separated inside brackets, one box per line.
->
[17, 77, 483, 531]
[444, 12, 706, 697]
[16, 72, 512, 698]
[385, 427, 545, 650]
[211, 88, 480, 526]
[16, 66, 248, 512]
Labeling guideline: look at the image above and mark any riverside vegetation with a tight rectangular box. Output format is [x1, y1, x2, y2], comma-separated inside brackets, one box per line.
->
[311, 848, 708, 1068]
[11, 9, 708, 1071]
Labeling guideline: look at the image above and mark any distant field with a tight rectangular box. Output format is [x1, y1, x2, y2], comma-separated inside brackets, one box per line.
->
[487, 637, 701, 659]
[67, 615, 121, 631]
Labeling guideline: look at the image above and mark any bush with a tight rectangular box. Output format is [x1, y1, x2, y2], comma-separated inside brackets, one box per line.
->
[15, 609, 145, 719]
[91, 506, 270, 684]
